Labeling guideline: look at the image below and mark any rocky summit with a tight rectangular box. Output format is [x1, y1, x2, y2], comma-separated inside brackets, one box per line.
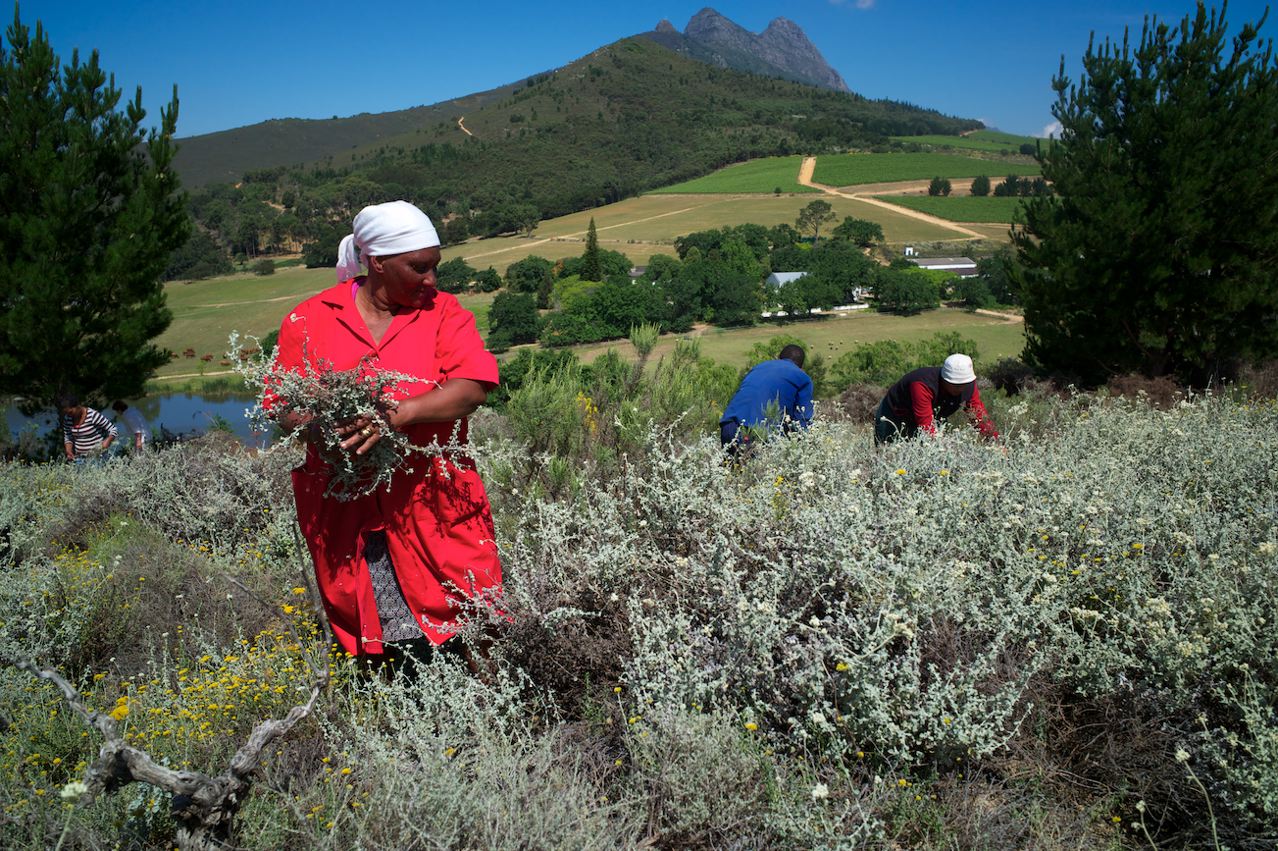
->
[641, 7, 849, 92]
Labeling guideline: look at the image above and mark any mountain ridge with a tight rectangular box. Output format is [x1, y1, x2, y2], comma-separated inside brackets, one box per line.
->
[639, 7, 849, 92]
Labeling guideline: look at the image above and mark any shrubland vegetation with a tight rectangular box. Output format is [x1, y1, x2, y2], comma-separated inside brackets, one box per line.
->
[8, 4, 1278, 848]
[3, 353, 1276, 848]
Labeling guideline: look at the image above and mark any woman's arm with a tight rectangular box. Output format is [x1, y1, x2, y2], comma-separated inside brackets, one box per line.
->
[338, 378, 490, 454]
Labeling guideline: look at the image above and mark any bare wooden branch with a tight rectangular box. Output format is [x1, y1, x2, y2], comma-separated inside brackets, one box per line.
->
[4, 655, 323, 851]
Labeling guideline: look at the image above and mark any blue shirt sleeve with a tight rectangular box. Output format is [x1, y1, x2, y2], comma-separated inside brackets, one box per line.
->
[791, 373, 814, 428]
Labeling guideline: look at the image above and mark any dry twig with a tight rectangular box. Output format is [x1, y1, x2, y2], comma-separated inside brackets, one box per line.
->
[5, 656, 322, 851]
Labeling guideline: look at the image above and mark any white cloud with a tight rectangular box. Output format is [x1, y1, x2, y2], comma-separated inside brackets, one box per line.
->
[830, 0, 877, 9]
[1039, 121, 1062, 138]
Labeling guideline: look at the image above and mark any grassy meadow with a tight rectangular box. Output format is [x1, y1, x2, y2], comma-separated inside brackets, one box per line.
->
[650, 156, 819, 194]
[813, 153, 1040, 187]
[877, 195, 1029, 223]
[568, 308, 1025, 369]
[155, 268, 497, 380]
[891, 129, 1039, 153]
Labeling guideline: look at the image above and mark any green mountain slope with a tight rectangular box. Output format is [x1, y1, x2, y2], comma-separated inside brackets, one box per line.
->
[177, 38, 980, 260]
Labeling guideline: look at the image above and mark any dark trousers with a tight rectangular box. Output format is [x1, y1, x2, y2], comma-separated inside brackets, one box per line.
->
[873, 398, 915, 446]
[720, 419, 754, 456]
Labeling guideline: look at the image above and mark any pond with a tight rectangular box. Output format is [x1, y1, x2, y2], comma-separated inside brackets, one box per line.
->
[4, 391, 271, 450]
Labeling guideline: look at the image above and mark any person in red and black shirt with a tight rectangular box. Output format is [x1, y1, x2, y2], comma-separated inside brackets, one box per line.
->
[874, 354, 998, 445]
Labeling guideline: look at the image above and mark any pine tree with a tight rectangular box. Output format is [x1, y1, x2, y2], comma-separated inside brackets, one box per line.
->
[581, 218, 603, 281]
[1013, 3, 1278, 385]
[795, 200, 836, 246]
[0, 9, 188, 410]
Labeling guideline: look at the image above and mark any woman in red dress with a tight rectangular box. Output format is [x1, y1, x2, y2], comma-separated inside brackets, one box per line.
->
[272, 201, 501, 664]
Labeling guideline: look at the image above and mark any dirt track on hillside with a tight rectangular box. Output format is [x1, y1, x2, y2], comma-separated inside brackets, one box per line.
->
[797, 157, 985, 240]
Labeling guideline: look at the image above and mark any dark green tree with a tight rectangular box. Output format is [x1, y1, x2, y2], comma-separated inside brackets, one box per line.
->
[674, 228, 724, 259]
[992, 175, 1021, 197]
[704, 238, 764, 326]
[436, 257, 475, 294]
[560, 247, 631, 282]
[795, 200, 836, 246]
[954, 276, 994, 310]
[0, 10, 188, 410]
[927, 177, 952, 196]
[511, 202, 540, 237]
[581, 217, 603, 281]
[874, 269, 940, 315]
[970, 175, 991, 196]
[767, 223, 801, 250]
[505, 255, 555, 307]
[1014, 3, 1278, 384]
[831, 217, 885, 247]
[163, 228, 232, 281]
[486, 291, 541, 350]
[975, 250, 1018, 305]
[474, 267, 502, 293]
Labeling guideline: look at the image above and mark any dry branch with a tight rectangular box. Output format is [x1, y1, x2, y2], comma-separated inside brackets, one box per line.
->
[6, 656, 322, 851]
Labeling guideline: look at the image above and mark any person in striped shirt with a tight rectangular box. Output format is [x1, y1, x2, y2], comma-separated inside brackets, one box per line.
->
[58, 395, 118, 461]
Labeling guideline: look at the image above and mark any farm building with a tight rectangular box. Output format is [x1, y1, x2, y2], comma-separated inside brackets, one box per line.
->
[766, 271, 808, 288]
[908, 256, 978, 277]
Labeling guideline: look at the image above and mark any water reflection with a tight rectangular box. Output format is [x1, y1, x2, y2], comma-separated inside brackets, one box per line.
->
[4, 392, 270, 449]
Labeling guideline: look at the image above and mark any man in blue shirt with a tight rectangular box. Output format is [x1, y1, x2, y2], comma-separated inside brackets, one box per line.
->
[719, 344, 814, 452]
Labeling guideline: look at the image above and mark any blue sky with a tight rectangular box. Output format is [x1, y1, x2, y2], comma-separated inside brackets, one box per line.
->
[17, 1, 1274, 139]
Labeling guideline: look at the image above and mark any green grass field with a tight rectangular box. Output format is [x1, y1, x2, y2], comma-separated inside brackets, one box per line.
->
[814, 153, 1040, 187]
[153, 186, 1014, 384]
[650, 156, 818, 194]
[519, 194, 962, 250]
[877, 195, 1029, 223]
[153, 267, 496, 380]
[561, 307, 1025, 371]
[892, 129, 1039, 154]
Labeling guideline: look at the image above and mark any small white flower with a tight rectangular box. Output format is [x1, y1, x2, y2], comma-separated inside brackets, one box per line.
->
[810, 782, 829, 800]
[1175, 748, 1190, 763]
[60, 781, 89, 802]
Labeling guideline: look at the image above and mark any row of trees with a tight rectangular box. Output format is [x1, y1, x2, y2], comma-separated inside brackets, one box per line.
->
[928, 174, 1052, 198]
[486, 209, 949, 351]
[6, 3, 1276, 410]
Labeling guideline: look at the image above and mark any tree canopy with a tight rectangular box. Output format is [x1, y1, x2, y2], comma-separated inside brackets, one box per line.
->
[1014, 2, 1278, 384]
[0, 10, 188, 410]
[795, 200, 836, 245]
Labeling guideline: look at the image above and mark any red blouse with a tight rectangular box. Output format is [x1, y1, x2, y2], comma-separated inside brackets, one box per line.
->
[273, 280, 502, 655]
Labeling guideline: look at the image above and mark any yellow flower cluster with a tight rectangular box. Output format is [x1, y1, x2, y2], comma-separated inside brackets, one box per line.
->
[576, 391, 600, 437]
[96, 618, 351, 767]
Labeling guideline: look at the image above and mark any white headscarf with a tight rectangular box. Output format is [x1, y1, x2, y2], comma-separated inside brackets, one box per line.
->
[336, 200, 440, 281]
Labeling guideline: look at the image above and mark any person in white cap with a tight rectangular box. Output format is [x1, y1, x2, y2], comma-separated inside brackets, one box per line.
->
[270, 200, 502, 673]
[873, 353, 999, 445]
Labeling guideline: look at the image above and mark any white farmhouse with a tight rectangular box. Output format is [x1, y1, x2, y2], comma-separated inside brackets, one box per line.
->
[908, 256, 978, 277]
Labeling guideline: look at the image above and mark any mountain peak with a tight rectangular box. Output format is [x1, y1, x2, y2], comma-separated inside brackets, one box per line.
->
[685, 7, 749, 41]
[645, 7, 848, 93]
[762, 17, 802, 36]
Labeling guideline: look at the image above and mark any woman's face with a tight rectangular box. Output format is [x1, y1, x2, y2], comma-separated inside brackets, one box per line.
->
[370, 247, 441, 310]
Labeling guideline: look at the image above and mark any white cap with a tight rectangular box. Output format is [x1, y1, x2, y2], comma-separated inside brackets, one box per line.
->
[941, 353, 976, 384]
